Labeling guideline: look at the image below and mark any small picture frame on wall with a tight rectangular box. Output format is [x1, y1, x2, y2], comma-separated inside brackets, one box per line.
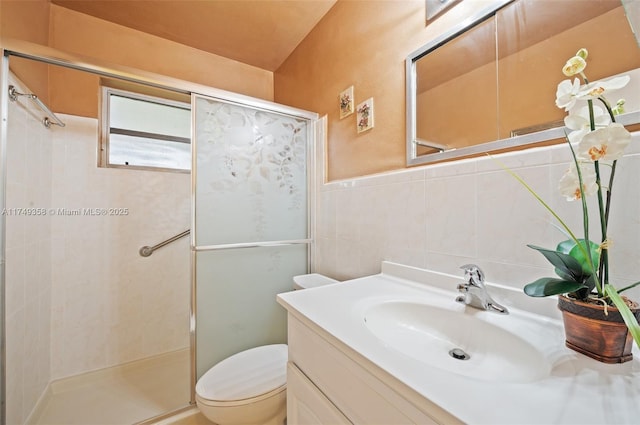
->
[339, 86, 354, 119]
[356, 98, 374, 133]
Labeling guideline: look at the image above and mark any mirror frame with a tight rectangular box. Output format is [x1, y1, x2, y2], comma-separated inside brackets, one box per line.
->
[406, 0, 640, 167]
[425, 0, 462, 22]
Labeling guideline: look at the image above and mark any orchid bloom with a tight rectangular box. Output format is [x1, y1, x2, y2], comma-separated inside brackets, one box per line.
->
[612, 99, 626, 116]
[576, 75, 631, 101]
[555, 78, 581, 111]
[565, 105, 609, 130]
[558, 162, 598, 201]
[575, 48, 588, 60]
[562, 56, 587, 77]
[564, 105, 610, 144]
[577, 123, 631, 162]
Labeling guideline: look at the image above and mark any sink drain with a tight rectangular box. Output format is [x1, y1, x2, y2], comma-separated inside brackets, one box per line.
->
[449, 348, 470, 360]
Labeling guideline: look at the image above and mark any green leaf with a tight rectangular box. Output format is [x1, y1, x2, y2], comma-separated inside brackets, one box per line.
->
[579, 275, 597, 297]
[524, 277, 586, 297]
[606, 285, 640, 349]
[527, 244, 586, 282]
[556, 239, 576, 254]
[617, 281, 640, 294]
[556, 239, 600, 276]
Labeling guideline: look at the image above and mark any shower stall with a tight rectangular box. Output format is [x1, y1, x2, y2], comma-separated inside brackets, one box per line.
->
[0, 42, 316, 424]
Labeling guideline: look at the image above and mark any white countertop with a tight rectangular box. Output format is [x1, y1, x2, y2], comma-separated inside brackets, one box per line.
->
[277, 262, 640, 425]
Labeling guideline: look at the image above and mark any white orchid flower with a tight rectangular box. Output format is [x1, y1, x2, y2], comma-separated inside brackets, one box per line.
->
[566, 128, 589, 145]
[575, 48, 588, 60]
[577, 123, 631, 162]
[564, 105, 609, 144]
[565, 105, 609, 130]
[562, 56, 587, 77]
[558, 161, 598, 201]
[555, 78, 581, 111]
[576, 75, 631, 100]
[612, 99, 626, 116]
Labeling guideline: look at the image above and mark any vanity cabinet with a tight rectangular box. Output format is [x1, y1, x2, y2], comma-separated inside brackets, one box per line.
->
[286, 315, 445, 425]
[287, 363, 351, 424]
[279, 263, 640, 424]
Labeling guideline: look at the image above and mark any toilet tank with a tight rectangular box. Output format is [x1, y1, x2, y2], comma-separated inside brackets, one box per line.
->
[293, 273, 339, 290]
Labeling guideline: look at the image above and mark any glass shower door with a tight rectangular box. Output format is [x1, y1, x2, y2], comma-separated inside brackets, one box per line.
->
[192, 95, 312, 378]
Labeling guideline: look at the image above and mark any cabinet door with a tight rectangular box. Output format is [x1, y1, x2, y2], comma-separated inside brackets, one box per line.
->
[287, 362, 352, 425]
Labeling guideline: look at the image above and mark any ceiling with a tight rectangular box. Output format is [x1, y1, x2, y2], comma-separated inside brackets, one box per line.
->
[50, 0, 337, 71]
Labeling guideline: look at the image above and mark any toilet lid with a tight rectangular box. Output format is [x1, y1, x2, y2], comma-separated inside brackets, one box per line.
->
[196, 344, 287, 402]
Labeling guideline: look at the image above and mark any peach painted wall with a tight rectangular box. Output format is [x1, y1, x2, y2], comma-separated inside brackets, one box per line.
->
[274, 1, 639, 181]
[47, 4, 273, 118]
[274, 0, 502, 181]
[0, 0, 50, 103]
[2, 3, 275, 118]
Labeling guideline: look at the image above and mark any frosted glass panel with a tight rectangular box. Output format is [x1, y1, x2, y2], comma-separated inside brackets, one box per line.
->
[192, 94, 312, 380]
[195, 245, 308, 378]
[194, 96, 308, 245]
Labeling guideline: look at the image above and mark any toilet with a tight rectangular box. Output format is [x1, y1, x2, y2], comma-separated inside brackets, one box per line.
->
[195, 273, 339, 425]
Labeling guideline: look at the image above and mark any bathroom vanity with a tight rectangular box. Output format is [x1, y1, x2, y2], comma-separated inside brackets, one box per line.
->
[284, 311, 446, 424]
[277, 262, 640, 424]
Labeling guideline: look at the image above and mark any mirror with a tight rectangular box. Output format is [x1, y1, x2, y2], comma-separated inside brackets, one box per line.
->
[407, 0, 640, 166]
[622, 0, 640, 48]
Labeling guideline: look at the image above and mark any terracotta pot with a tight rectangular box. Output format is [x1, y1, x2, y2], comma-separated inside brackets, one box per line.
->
[558, 295, 640, 364]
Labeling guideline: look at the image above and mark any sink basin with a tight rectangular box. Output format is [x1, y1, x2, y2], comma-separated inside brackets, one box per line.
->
[363, 301, 552, 383]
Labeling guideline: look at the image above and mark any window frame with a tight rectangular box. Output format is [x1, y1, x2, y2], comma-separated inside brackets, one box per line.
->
[99, 86, 191, 173]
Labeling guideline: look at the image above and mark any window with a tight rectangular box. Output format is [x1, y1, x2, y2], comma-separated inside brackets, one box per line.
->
[101, 87, 191, 172]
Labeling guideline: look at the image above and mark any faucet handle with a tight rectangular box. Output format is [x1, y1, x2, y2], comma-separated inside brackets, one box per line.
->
[460, 264, 485, 287]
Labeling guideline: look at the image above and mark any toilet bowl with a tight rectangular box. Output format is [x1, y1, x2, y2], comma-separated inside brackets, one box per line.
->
[196, 344, 288, 425]
[195, 273, 338, 425]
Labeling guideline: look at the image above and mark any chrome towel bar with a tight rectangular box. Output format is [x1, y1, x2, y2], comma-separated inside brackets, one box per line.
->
[140, 229, 190, 257]
[8, 85, 66, 129]
[414, 138, 447, 152]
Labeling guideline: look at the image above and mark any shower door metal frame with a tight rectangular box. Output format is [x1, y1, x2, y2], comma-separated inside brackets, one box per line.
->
[0, 41, 9, 425]
[0, 39, 318, 424]
[190, 92, 316, 386]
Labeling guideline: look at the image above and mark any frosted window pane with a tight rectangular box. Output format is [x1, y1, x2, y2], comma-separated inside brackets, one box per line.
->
[109, 134, 190, 170]
[110, 95, 190, 138]
[194, 97, 309, 245]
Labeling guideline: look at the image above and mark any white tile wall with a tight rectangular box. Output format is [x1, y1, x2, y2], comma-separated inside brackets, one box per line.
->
[315, 118, 640, 304]
[5, 73, 191, 422]
[49, 115, 191, 379]
[5, 75, 53, 425]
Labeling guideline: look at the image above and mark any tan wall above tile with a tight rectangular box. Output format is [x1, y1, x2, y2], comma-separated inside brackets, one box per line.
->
[274, 0, 498, 181]
[274, 0, 637, 182]
[2, 3, 275, 119]
[1, 0, 51, 103]
[47, 5, 274, 118]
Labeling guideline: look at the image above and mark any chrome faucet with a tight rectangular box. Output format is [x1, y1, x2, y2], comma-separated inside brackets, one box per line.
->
[456, 264, 509, 314]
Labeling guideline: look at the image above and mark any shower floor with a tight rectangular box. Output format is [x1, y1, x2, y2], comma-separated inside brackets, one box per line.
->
[32, 348, 191, 425]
